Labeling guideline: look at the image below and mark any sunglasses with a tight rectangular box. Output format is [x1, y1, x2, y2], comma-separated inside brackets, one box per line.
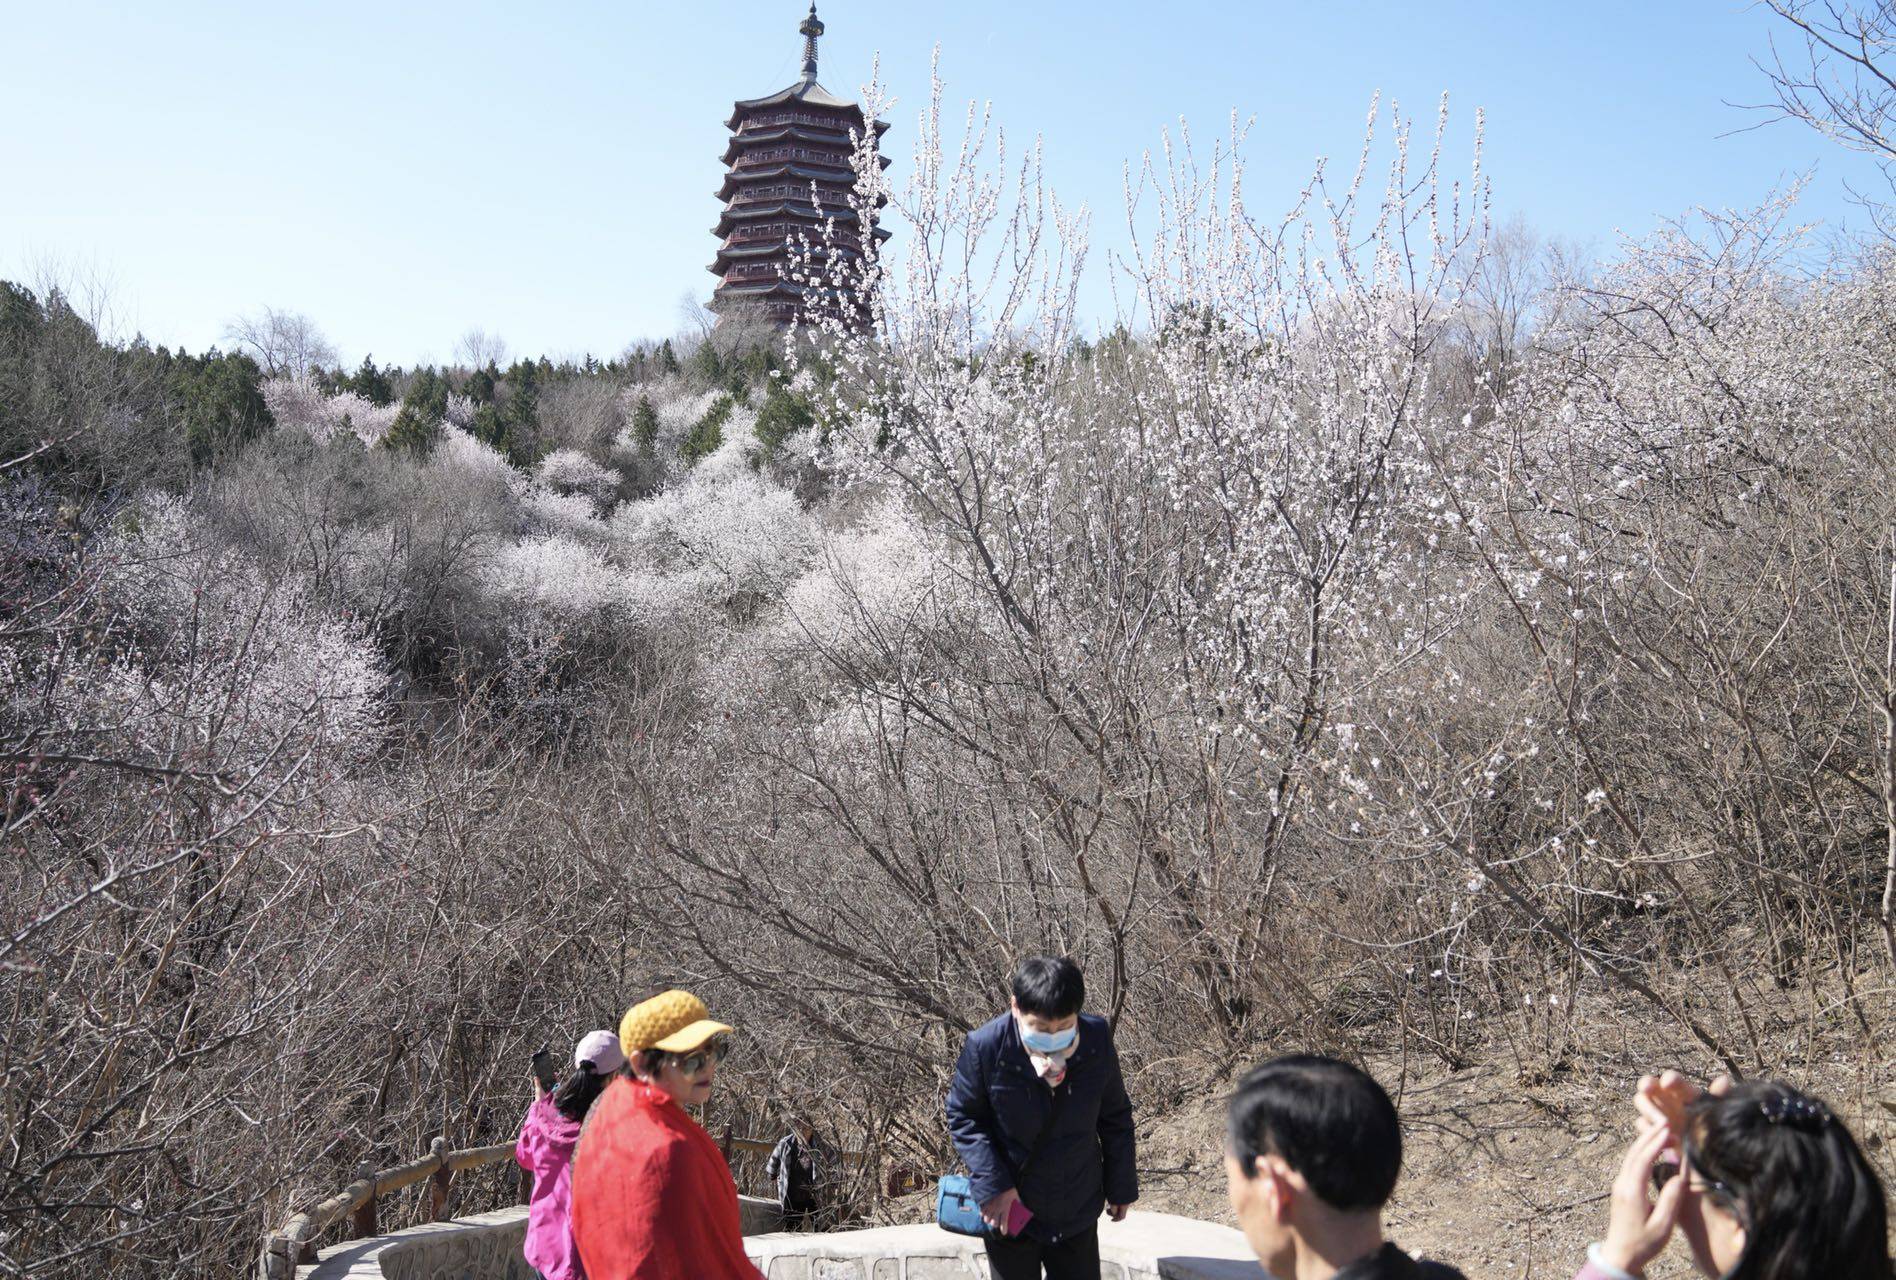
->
[663, 1036, 732, 1076]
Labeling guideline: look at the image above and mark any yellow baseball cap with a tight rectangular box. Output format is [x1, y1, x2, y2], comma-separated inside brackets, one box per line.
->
[619, 989, 734, 1055]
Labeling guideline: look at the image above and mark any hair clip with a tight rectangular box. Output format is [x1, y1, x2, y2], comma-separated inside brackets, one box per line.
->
[1759, 1092, 1830, 1131]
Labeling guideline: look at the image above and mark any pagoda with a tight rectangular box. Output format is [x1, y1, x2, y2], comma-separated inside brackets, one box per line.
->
[709, 4, 889, 325]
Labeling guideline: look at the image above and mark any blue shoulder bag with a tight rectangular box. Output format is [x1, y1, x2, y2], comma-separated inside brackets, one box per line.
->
[937, 1080, 1068, 1237]
[934, 1173, 988, 1237]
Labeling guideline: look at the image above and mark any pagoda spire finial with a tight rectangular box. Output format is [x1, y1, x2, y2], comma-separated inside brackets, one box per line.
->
[798, 3, 824, 81]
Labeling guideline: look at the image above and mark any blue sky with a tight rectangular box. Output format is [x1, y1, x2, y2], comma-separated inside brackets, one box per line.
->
[2, 1, 1883, 367]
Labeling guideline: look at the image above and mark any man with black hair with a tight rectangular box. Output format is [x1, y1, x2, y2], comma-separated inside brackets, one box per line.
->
[1224, 1055, 1466, 1280]
[945, 956, 1137, 1280]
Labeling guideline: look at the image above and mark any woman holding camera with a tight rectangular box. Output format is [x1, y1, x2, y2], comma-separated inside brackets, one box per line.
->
[516, 1030, 625, 1280]
[1577, 1072, 1891, 1280]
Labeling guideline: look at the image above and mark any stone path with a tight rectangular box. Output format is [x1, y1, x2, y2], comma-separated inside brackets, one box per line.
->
[296, 1204, 1259, 1280]
[745, 1210, 1258, 1279]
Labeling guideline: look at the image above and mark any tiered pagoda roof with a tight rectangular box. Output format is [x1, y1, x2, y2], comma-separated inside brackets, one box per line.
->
[709, 4, 889, 325]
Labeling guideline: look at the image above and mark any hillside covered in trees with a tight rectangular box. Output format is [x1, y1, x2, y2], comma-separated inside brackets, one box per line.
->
[5, 43, 1896, 1280]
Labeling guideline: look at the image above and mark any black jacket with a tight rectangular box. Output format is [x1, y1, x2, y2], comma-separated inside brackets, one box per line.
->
[1335, 1243, 1468, 1280]
[943, 1011, 1137, 1243]
[764, 1132, 823, 1213]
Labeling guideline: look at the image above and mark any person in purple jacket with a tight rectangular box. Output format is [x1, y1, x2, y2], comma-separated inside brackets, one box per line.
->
[1575, 1072, 1890, 1280]
[516, 1030, 625, 1280]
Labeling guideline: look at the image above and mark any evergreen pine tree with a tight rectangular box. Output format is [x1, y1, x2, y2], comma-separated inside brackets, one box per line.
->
[383, 367, 449, 454]
[753, 382, 815, 456]
[679, 394, 733, 465]
[465, 364, 497, 404]
[470, 402, 509, 452]
[503, 358, 539, 450]
[346, 355, 395, 406]
[633, 393, 659, 454]
[173, 351, 274, 465]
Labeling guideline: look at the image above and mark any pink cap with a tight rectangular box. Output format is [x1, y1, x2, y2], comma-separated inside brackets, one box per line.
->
[573, 1029, 626, 1074]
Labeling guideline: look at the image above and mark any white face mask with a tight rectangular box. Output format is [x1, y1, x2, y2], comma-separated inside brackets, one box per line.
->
[1019, 1021, 1078, 1054]
[1016, 1017, 1080, 1082]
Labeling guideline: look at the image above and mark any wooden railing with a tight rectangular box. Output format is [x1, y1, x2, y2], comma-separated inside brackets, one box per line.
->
[737, 148, 851, 167]
[258, 1136, 518, 1280]
[713, 1125, 870, 1170]
[742, 111, 854, 131]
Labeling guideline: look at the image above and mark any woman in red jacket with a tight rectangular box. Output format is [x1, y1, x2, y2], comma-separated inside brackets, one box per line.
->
[571, 990, 763, 1280]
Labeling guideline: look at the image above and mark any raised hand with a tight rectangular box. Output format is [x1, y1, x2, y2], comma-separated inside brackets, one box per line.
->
[1598, 1122, 1685, 1277]
[1633, 1070, 1733, 1134]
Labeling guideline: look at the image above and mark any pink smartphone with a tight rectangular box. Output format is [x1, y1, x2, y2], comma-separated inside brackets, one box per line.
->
[1005, 1200, 1035, 1236]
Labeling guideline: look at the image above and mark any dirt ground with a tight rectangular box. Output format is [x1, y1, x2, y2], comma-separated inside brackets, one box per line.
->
[1128, 1053, 1896, 1279]
[868, 981, 1896, 1278]
[1131, 1059, 1633, 1279]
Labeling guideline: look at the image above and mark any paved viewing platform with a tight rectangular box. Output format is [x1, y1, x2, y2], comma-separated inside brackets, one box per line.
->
[743, 1211, 1259, 1279]
[265, 1120, 1259, 1280]
[294, 1202, 1259, 1280]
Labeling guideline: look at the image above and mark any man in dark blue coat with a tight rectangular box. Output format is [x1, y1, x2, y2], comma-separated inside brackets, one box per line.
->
[945, 956, 1137, 1280]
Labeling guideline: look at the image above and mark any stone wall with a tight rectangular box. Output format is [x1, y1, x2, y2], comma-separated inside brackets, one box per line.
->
[297, 1197, 783, 1279]
[297, 1203, 1257, 1280]
[296, 1207, 536, 1280]
[743, 1211, 1261, 1280]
